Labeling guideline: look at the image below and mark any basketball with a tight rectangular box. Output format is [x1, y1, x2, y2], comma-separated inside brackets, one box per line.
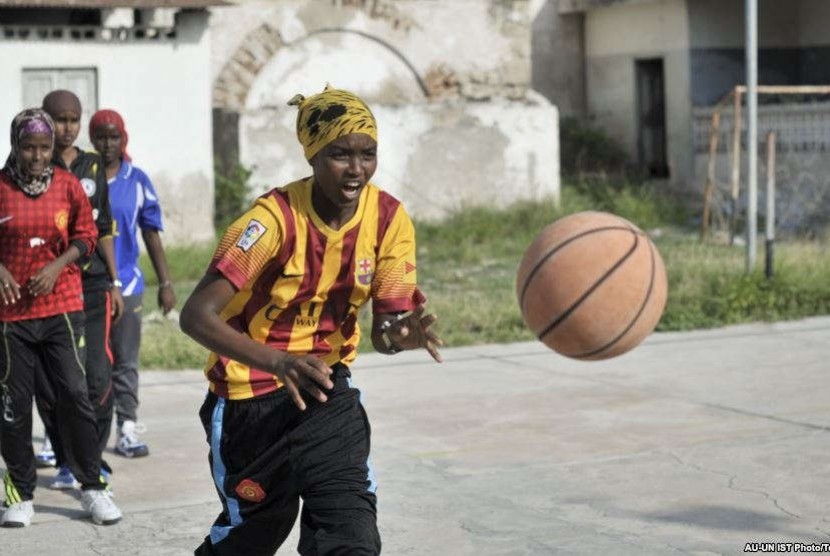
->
[516, 211, 668, 360]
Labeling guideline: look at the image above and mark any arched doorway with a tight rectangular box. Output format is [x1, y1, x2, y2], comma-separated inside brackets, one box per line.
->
[212, 23, 427, 191]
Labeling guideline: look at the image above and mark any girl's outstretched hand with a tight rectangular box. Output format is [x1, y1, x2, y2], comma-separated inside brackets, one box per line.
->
[387, 304, 443, 363]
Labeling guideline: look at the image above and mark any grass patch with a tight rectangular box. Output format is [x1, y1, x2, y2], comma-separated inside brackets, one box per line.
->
[659, 237, 830, 329]
[140, 241, 216, 287]
[137, 184, 830, 368]
[141, 317, 208, 369]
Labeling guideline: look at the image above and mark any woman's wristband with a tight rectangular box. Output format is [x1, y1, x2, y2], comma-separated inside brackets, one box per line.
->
[159, 281, 173, 289]
[380, 315, 405, 354]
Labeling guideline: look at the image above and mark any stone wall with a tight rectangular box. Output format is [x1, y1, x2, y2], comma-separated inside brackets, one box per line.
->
[211, 0, 535, 107]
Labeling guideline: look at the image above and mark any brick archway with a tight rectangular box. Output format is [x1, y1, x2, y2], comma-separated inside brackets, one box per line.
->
[213, 24, 429, 111]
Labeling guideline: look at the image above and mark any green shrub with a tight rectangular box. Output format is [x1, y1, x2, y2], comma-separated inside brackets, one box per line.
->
[658, 244, 830, 331]
[140, 243, 216, 285]
[559, 117, 630, 177]
[214, 163, 254, 232]
[563, 178, 689, 231]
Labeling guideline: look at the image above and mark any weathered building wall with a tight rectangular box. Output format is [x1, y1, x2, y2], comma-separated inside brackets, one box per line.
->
[210, 0, 560, 220]
[584, 0, 693, 187]
[531, 0, 586, 118]
[211, 0, 533, 105]
[242, 98, 558, 220]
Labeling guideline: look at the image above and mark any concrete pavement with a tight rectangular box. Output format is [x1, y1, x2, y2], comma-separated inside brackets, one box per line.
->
[4, 316, 830, 555]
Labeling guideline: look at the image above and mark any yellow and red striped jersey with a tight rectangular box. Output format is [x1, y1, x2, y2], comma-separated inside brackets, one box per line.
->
[205, 178, 422, 400]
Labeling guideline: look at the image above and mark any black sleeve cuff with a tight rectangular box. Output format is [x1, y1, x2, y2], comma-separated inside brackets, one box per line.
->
[70, 239, 89, 257]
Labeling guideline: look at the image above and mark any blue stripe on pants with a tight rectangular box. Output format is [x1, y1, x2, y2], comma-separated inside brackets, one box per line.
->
[209, 396, 243, 545]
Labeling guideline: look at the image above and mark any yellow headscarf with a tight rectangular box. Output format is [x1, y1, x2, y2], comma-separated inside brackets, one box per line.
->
[288, 85, 377, 161]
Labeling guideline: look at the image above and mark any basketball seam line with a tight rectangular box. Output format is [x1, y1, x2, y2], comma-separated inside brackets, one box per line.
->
[519, 225, 638, 311]
[536, 229, 640, 343]
[567, 236, 658, 359]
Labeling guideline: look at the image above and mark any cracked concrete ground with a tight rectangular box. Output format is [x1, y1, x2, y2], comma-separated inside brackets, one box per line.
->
[3, 316, 829, 555]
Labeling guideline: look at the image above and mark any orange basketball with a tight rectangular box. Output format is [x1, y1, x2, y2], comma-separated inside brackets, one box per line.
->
[516, 211, 667, 360]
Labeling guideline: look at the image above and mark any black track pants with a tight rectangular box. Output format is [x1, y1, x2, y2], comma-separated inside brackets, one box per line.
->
[0, 312, 105, 502]
[35, 289, 115, 464]
[194, 364, 380, 556]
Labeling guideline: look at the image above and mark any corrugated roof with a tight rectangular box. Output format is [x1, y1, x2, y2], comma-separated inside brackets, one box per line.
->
[0, 0, 230, 7]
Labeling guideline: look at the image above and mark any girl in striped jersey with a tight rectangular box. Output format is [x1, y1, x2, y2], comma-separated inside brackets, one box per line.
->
[181, 86, 442, 555]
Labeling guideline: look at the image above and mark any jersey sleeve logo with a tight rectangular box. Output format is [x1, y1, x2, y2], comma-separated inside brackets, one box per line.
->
[404, 260, 416, 284]
[80, 178, 96, 197]
[356, 258, 374, 285]
[236, 219, 267, 252]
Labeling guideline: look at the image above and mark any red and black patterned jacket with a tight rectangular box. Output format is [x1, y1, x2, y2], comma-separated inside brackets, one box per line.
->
[0, 166, 97, 321]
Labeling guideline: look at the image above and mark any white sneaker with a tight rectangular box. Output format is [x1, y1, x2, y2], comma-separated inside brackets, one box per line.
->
[81, 489, 122, 525]
[115, 420, 149, 458]
[1, 500, 34, 527]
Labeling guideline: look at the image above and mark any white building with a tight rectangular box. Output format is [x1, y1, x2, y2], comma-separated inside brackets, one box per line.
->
[0, 0, 221, 244]
[534, 0, 830, 199]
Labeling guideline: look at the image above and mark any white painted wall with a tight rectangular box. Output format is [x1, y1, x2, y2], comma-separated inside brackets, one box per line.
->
[585, 0, 689, 56]
[0, 11, 215, 245]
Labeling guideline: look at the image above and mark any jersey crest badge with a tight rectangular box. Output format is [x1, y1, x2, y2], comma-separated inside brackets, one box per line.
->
[236, 219, 267, 252]
[80, 178, 96, 197]
[356, 258, 374, 285]
[55, 209, 69, 231]
[235, 478, 266, 503]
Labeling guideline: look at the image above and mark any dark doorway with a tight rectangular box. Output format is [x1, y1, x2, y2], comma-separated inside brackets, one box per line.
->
[636, 58, 669, 178]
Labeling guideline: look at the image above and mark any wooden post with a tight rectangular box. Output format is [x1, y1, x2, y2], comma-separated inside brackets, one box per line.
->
[765, 131, 776, 280]
[729, 87, 742, 245]
[701, 110, 721, 240]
